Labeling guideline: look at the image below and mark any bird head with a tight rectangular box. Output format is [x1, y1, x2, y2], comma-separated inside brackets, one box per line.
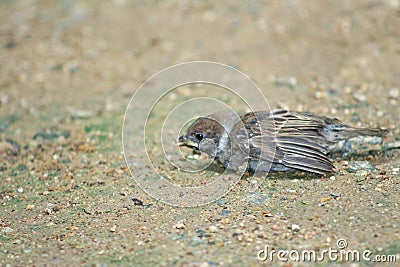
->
[178, 110, 239, 157]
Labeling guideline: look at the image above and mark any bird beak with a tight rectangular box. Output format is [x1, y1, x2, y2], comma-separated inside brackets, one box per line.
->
[177, 135, 198, 148]
[177, 135, 186, 145]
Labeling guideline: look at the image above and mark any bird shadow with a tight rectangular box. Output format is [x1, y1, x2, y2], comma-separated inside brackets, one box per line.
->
[204, 162, 323, 181]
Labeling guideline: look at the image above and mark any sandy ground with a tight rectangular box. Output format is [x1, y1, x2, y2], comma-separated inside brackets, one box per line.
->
[1, 1, 400, 266]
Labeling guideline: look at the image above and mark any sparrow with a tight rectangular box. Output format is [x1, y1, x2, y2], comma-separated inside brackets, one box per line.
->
[178, 109, 388, 175]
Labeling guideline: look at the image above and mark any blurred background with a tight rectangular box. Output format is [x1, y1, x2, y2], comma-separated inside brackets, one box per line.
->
[2, 0, 400, 130]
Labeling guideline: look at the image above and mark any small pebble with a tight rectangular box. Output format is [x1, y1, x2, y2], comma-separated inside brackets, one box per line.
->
[389, 88, 399, 99]
[173, 220, 186, 229]
[392, 167, 399, 172]
[291, 224, 300, 232]
[288, 76, 297, 88]
[353, 93, 367, 102]
[232, 232, 243, 241]
[242, 192, 270, 204]
[132, 198, 143, 206]
[314, 91, 327, 99]
[196, 229, 211, 238]
[209, 225, 218, 233]
[44, 203, 59, 215]
[329, 176, 336, 181]
[17, 187, 24, 193]
[110, 225, 117, 232]
[348, 161, 376, 173]
[320, 197, 331, 203]
[271, 224, 281, 231]
[221, 208, 230, 217]
[262, 211, 274, 217]
[52, 154, 59, 161]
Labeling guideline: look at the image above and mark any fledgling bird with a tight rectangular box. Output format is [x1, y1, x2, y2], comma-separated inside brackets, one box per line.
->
[178, 109, 388, 175]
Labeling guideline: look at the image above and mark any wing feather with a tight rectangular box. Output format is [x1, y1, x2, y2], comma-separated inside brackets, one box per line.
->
[243, 110, 334, 174]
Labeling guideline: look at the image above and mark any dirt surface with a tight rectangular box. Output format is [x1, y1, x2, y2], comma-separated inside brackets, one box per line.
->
[1, 1, 400, 266]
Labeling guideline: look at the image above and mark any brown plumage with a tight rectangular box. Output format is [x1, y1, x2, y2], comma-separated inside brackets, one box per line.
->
[178, 109, 388, 175]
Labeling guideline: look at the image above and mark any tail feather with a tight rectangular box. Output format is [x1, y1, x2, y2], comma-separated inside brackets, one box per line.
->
[323, 124, 388, 142]
[349, 127, 389, 138]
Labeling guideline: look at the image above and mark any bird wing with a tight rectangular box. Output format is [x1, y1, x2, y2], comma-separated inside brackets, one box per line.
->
[243, 110, 334, 174]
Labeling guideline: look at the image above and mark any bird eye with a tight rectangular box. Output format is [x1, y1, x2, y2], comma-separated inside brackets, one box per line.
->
[195, 133, 204, 141]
